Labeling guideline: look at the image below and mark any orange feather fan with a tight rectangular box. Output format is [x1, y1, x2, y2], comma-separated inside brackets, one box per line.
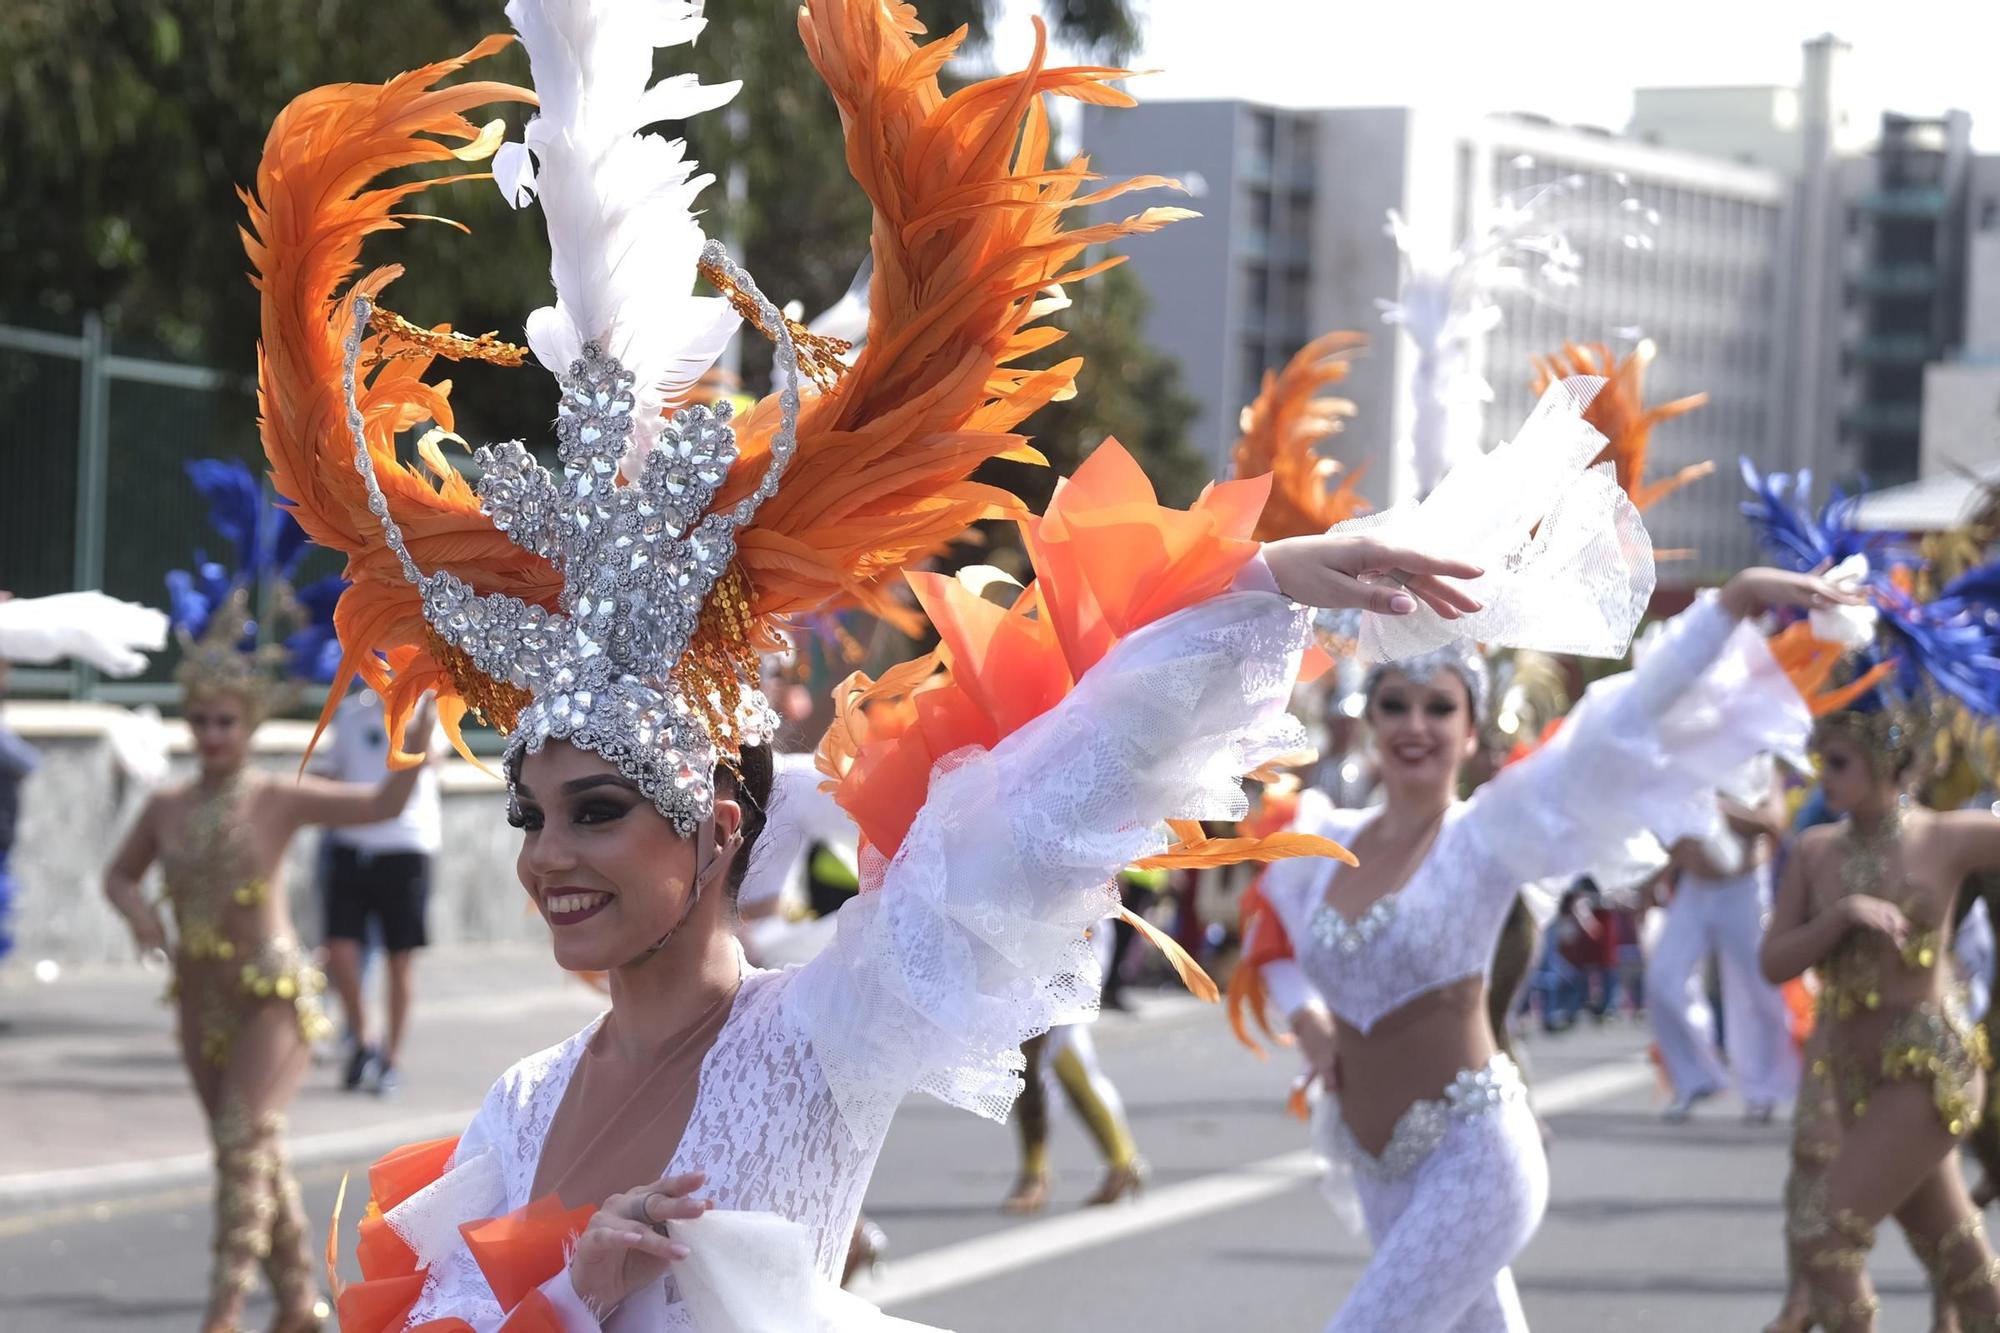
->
[243, 35, 541, 762]
[714, 0, 1197, 631]
[1229, 331, 1372, 542]
[1530, 339, 1712, 514]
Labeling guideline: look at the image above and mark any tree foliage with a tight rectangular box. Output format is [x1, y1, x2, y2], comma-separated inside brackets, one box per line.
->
[0, 0, 1197, 494]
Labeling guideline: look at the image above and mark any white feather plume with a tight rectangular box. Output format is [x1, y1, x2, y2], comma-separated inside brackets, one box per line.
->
[1379, 174, 1638, 501]
[496, 0, 742, 458]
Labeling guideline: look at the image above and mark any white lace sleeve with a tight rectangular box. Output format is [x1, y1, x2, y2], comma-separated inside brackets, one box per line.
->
[1463, 592, 1809, 889]
[787, 590, 1311, 1147]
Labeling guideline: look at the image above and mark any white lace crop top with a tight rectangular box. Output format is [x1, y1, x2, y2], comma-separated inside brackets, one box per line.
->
[1256, 594, 1811, 1035]
[390, 589, 1317, 1330]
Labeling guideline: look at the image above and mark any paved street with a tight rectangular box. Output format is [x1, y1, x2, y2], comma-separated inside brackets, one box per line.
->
[0, 948, 1942, 1331]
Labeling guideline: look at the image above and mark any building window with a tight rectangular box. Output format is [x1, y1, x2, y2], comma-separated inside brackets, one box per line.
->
[1240, 341, 1266, 403]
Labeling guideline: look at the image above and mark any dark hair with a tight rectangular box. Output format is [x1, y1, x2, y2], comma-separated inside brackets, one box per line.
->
[719, 743, 774, 900]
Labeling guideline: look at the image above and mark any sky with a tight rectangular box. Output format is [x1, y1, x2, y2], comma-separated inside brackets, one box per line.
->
[985, 0, 2000, 149]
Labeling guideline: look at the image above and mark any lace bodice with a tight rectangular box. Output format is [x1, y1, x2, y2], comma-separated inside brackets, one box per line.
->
[1258, 595, 1812, 1035]
[395, 590, 1314, 1330]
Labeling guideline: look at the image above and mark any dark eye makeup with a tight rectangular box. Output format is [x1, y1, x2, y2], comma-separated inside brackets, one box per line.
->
[505, 797, 634, 831]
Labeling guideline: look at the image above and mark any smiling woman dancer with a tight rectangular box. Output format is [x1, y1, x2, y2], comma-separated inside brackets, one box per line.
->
[246, 3, 1495, 1329]
[1235, 553, 1857, 1332]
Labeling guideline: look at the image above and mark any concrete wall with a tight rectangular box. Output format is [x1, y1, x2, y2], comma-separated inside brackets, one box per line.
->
[1969, 226, 2000, 355]
[3, 702, 541, 969]
[1920, 362, 2000, 476]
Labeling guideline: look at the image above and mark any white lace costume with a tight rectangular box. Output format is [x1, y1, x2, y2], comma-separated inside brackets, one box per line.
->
[390, 589, 1313, 1331]
[1253, 594, 1813, 1333]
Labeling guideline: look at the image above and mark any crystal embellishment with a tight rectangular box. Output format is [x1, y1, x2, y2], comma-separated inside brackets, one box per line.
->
[1331, 1055, 1526, 1179]
[338, 239, 803, 834]
[1309, 897, 1398, 955]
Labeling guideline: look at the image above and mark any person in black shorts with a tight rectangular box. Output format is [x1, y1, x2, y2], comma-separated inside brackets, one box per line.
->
[317, 686, 442, 1094]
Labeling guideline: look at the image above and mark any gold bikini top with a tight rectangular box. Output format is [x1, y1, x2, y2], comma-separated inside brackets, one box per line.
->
[1817, 809, 1944, 1020]
[159, 771, 271, 961]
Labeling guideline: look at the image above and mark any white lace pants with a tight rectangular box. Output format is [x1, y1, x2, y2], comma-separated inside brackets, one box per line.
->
[1645, 866, 1801, 1105]
[1326, 1093, 1548, 1333]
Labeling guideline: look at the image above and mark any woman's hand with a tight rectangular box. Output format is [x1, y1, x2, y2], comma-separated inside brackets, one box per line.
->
[128, 912, 168, 958]
[1839, 894, 1911, 948]
[567, 1171, 711, 1319]
[1289, 1005, 1340, 1093]
[1262, 535, 1483, 618]
[1717, 566, 1866, 620]
[401, 694, 440, 762]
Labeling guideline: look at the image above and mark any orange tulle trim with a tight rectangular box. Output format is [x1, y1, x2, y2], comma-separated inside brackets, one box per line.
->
[1024, 439, 1268, 678]
[1229, 330, 1371, 542]
[461, 1195, 597, 1313]
[814, 438, 1352, 1000]
[493, 1289, 571, 1332]
[819, 437, 1267, 858]
[338, 1272, 440, 1333]
[331, 1134, 591, 1333]
[332, 1136, 464, 1333]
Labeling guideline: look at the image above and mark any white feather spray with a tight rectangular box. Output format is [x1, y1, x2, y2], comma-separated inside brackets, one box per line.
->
[494, 0, 743, 462]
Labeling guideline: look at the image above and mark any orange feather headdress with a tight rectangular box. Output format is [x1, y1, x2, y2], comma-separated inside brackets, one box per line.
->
[1530, 339, 1712, 515]
[1229, 331, 1372, 542]
[244, 0, 1191, 830]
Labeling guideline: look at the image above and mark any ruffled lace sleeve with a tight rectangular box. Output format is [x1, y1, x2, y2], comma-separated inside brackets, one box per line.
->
[1462, 592, 1810, 889]
[787, 589, 1312, 1147]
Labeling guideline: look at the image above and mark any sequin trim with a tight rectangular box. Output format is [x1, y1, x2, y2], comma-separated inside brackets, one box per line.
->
[1327, 1054, 1526, 1180]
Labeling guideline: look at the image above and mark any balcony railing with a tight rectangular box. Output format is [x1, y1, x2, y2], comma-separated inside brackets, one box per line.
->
[1857, 187, 1948, 218]
[1842, 402, 1924, 435]
[1852, 332, 1936, 364]
[1852, 263, 1941, 297]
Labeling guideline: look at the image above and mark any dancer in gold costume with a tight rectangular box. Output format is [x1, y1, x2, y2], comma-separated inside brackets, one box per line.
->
[102, 462, 434, 1333]
[1748, 464, 2000, 1333]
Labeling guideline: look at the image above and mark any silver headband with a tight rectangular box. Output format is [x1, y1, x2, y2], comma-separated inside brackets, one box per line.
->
[1360, 643, 1491, 721]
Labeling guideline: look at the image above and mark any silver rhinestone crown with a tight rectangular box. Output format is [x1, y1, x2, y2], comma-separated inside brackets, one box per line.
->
[341, 239, 801, 833]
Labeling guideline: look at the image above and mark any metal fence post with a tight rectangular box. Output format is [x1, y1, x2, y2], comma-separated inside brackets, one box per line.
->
[72, 312, 110, 700]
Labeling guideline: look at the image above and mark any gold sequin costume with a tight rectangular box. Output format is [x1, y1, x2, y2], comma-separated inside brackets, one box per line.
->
[1791, 813, 2000, 1330]
[158, 771, 330, 1324]
[1813, 815, 1993, 1138]
[160, 772, 332, 1066]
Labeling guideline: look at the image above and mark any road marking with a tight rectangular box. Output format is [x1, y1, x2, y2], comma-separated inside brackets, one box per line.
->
[0, 1163, 343, 1240]
[0, 1109, 479, 1211]
[861, 1055, 1656, 1309]
[0, 992, 1180, 1211]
